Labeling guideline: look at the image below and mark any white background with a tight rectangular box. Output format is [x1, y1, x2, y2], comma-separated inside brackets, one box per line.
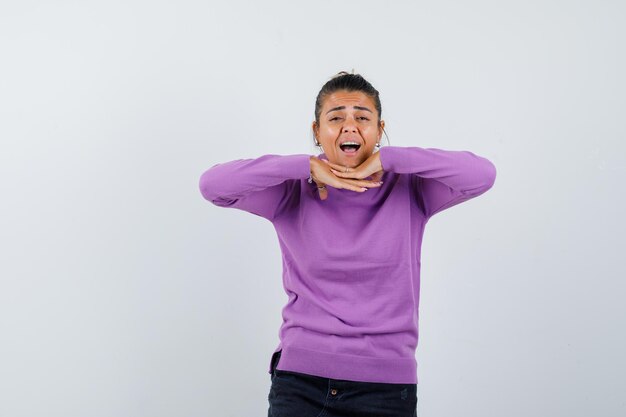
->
[1, 1, 624, 416]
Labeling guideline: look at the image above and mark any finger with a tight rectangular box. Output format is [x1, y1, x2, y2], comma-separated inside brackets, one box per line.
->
[322, 159, 343, 171]
[331, 168, 352, 177]
[357, 181, 384, 188]
[328, 163, 364, 179]
[322, 160, 347, 170]
[322, 160, 348, 173]
[337, 179, 382, 192]
[344, 179, 383, 188]
[329, 162, 350, 171]
[321, 177, 364, 193]
[338, 183, 368, 192]
[331, 168, 374, 182]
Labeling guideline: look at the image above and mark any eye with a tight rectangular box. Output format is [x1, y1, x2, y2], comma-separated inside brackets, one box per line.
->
[358, 117, 369, 121]
[329, 117, 341, 121]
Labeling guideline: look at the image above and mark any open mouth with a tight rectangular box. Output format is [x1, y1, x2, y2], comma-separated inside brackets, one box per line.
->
[339, 143, 361, 154]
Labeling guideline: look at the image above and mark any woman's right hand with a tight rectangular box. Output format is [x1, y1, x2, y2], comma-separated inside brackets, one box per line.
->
[309, 156, 383, 201]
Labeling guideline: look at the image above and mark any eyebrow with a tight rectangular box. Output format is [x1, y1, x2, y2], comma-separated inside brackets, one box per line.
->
[325, 105, 373, 115]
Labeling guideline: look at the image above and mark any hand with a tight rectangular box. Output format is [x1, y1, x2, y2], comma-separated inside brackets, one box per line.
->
[309, 156, 383, 201]
[321, 152, 385, 183]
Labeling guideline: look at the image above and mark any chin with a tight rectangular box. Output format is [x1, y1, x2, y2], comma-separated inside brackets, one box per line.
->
[340, 153, 369, 165]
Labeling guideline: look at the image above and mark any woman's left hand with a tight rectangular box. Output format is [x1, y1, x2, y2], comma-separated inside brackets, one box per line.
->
[322, 151, 385, 183]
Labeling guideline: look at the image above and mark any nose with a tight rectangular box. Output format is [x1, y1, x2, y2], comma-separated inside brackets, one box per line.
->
[342, 119, 358, 133]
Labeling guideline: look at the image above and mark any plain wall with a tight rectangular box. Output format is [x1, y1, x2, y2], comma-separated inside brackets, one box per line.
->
[1, 1, 624, 416]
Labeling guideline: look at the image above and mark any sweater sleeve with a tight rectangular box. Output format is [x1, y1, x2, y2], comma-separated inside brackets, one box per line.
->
[198, 154, 312, 222]
[378, 145, 497, 218]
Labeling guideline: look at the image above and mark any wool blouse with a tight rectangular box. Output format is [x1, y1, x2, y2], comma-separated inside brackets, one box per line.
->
[199, 145, 497, 384]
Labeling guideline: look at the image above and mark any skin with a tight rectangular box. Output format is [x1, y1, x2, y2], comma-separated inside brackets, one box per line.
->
[309, 90, 387, 201]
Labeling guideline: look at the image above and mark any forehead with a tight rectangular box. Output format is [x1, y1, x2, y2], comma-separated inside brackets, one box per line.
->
[323, 90, 375, 110]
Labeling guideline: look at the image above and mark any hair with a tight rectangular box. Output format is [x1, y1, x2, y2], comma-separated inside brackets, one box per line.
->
[313, 70, 390, 147]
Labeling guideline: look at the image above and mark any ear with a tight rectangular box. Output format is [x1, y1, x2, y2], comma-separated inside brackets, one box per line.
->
[379, 119, 385, 138]
[312, 121, 318, 138]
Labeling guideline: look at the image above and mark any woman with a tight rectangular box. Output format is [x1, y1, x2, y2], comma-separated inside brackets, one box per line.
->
[199, 71, 497, 417]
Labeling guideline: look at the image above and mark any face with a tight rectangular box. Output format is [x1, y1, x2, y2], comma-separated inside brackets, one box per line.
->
[312, 90, 385, 167]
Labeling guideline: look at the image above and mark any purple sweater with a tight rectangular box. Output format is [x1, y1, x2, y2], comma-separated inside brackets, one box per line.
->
[199, 146, 496, 384]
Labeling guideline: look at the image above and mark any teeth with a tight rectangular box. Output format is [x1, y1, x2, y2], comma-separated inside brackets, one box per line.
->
[340, 141, 360, 146]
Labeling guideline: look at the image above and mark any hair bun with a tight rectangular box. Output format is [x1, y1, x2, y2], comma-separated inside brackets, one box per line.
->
[333, 69, 357, 79]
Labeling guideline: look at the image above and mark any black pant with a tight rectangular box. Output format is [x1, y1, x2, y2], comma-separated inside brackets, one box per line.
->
[268, 350, 417, 417]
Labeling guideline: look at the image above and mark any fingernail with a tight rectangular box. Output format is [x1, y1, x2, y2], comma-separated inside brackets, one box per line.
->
[361, 187, 368, 191]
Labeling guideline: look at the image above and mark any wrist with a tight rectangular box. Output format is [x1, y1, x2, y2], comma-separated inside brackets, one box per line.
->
[309, 156, 315, 183]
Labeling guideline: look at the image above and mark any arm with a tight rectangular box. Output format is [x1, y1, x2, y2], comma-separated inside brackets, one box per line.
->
[378, 146, 497, 218]
[198, 154, 312, 222]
